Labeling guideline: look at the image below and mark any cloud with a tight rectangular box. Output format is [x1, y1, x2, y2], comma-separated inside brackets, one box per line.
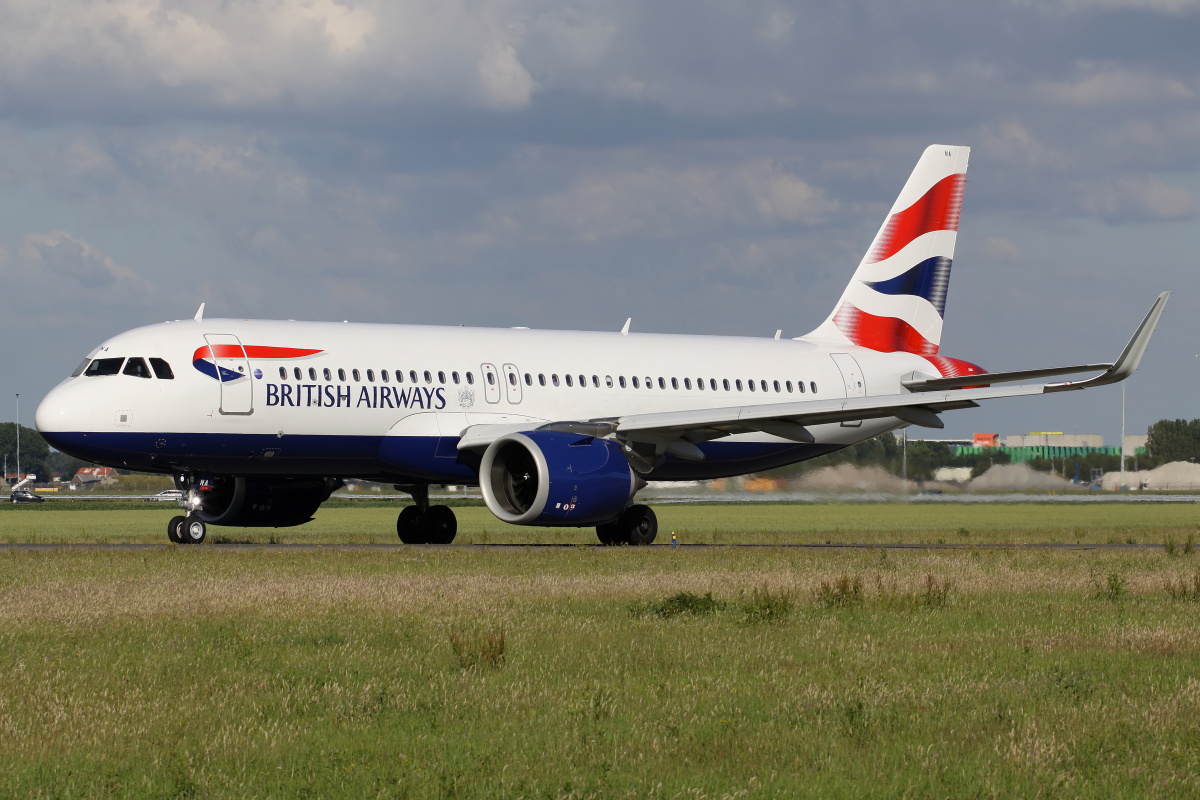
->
[1034, 65, 1194, 107]
[476, 158, 838, 244]
[0, 0, 537, 113]
[979, 236, 1025, 263]
[14, 231, 154, 294]
[980, 121, 1061, 167]
[1080, 175, 1198, 222]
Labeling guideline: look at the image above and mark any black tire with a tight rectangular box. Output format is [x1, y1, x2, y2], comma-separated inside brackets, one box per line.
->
[183, 517, 207, 545]
[423, 505, 457, 544]
[397, 505, 425, 544]
[167, 516, 186, 544]
[620, 505, 657, 546]
[596, 521, 622, 545]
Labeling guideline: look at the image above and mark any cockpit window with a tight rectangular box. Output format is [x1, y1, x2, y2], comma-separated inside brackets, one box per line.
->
[84, 357, 124, 376]
[123, 358, 152, 378]
[149, 358, 175, 380]
[71, 359, 91, 377]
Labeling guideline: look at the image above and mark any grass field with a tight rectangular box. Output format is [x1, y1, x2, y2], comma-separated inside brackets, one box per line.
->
[2, 504, 1200, 797]
[3, 499, 1200, 546]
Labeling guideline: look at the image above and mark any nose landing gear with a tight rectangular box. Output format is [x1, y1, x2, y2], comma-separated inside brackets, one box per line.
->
[396, 484, 457, 544]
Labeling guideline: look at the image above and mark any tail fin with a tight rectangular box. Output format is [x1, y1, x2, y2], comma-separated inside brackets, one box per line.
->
[805, 145, 970, 355]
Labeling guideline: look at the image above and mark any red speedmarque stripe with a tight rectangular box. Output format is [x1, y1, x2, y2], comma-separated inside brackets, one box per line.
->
[866, 173, 965, 265]
[192, 345, 324, 361]
[831, 304, 938, 356]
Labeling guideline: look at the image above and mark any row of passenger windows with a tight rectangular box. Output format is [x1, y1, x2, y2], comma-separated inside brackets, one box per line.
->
[278, 365, 818, 395]
[75, 357, 174, 380]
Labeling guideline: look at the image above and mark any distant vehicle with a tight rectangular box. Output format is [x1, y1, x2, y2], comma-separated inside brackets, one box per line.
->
[11, 489, 45, 504]
[151, 489, 185, 502]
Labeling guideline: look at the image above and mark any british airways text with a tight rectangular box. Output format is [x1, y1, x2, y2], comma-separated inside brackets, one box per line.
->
[265, 383, 447, 410]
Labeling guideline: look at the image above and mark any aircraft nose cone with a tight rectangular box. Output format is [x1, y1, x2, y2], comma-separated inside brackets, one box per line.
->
[35, 381, 93, 441]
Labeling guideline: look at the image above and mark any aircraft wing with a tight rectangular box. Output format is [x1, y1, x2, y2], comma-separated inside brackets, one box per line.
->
[458, 292, 1167, 458]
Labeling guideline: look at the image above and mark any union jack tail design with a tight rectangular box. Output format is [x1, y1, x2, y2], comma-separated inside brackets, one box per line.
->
[806, 145, 969, 357]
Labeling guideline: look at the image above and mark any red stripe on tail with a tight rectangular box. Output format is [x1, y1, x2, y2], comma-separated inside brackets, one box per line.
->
[866, 173, 965, 264]
[832, 304, 938, 355]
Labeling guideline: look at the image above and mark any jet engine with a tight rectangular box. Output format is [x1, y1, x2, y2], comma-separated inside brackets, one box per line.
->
[479, 431, 643, 526]
[181, 476, 342, 527]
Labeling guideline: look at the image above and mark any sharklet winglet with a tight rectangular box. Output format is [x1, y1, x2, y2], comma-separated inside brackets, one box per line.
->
[194, 303, 205, 322]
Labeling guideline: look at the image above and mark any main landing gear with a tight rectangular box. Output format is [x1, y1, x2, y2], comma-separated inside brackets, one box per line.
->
[596, 504, 658, 546]
[396, 484, 458, 545]
[167, 515, 207, 545]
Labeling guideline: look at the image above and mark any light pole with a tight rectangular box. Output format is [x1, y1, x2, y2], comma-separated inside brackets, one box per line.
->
[14, 393, 19, 483]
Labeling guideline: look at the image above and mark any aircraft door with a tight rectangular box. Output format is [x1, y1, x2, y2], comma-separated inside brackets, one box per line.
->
[830, 353, 865, 427]
[502, 363, 522, 404]
[480, 363, 501, 404]
[204, 334, 254, 415]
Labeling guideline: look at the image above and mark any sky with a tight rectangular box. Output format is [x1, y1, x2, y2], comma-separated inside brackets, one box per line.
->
[1, 0, 1198, 446]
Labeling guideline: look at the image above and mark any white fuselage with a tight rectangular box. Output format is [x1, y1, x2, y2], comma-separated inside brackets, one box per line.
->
[35, 317, 938, 482]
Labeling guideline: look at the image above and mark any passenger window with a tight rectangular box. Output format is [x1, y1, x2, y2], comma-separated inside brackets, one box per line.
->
[761, 380, 768, 392]
[367, 370, 375, 382]
[593, 375, 600, 388]
[410, 370, 418, 383]
[524, 373, 532, 386]
[736, 379, 743, 391]
[578, 375, 586, 388]
[605, 375, 613, 388]
[71, 359, 91, 377]
[773, 380, 780, 393]
[538, 374, 546, 386]
[278, 367, 287, 380]
[748, 380, 756, 392]
[618, 376, 626, 388]
[566, 374, 574, 387]
[453, 372, 460, 384]
[85, 358, 124, 376]
[810, 381, 817, 394]
[486, 372, 495, 386]
[508, 372, 517, 386]
[798, 381, 805, 393]
[324, 368, 332, 381]
[351, 369, 360, 382]
[339, 369, 347, 381]
[696, 378, 704, 390]
[723, 379, 730, 391]
[552, 374, 560, 387]
[632, 377, 639, 389]
[423, 371, 431, 384]
[671, 378, 679, 390]
[786, 381, 793, 393]
[382, 370, 390, 383]
[438, 371, 446, 384]
[294, 367, 302, 380]
[149, 358, 174, 380]
[466, 372, 474, 385]
[309, 368, 317, 381]
[658, 377, 666, 390]
[683, 378, 691, 390]
[123, 357, 152, 378]
[646, 377, 653, 389]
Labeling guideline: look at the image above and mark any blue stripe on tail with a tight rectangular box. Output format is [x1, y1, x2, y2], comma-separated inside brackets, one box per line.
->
[863, 256, 951, 317]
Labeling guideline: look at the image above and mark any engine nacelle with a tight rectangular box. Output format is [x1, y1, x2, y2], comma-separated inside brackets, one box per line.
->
[479, 432, 642, 526]
[183, 476, 341, 527]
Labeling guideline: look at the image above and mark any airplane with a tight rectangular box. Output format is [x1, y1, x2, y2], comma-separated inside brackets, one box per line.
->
[35, 144, 1169, 546]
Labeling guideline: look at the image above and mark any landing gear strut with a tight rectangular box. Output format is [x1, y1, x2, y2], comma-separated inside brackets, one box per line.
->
[396, 484, 457, 545]
[596, 504, 658, 546]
